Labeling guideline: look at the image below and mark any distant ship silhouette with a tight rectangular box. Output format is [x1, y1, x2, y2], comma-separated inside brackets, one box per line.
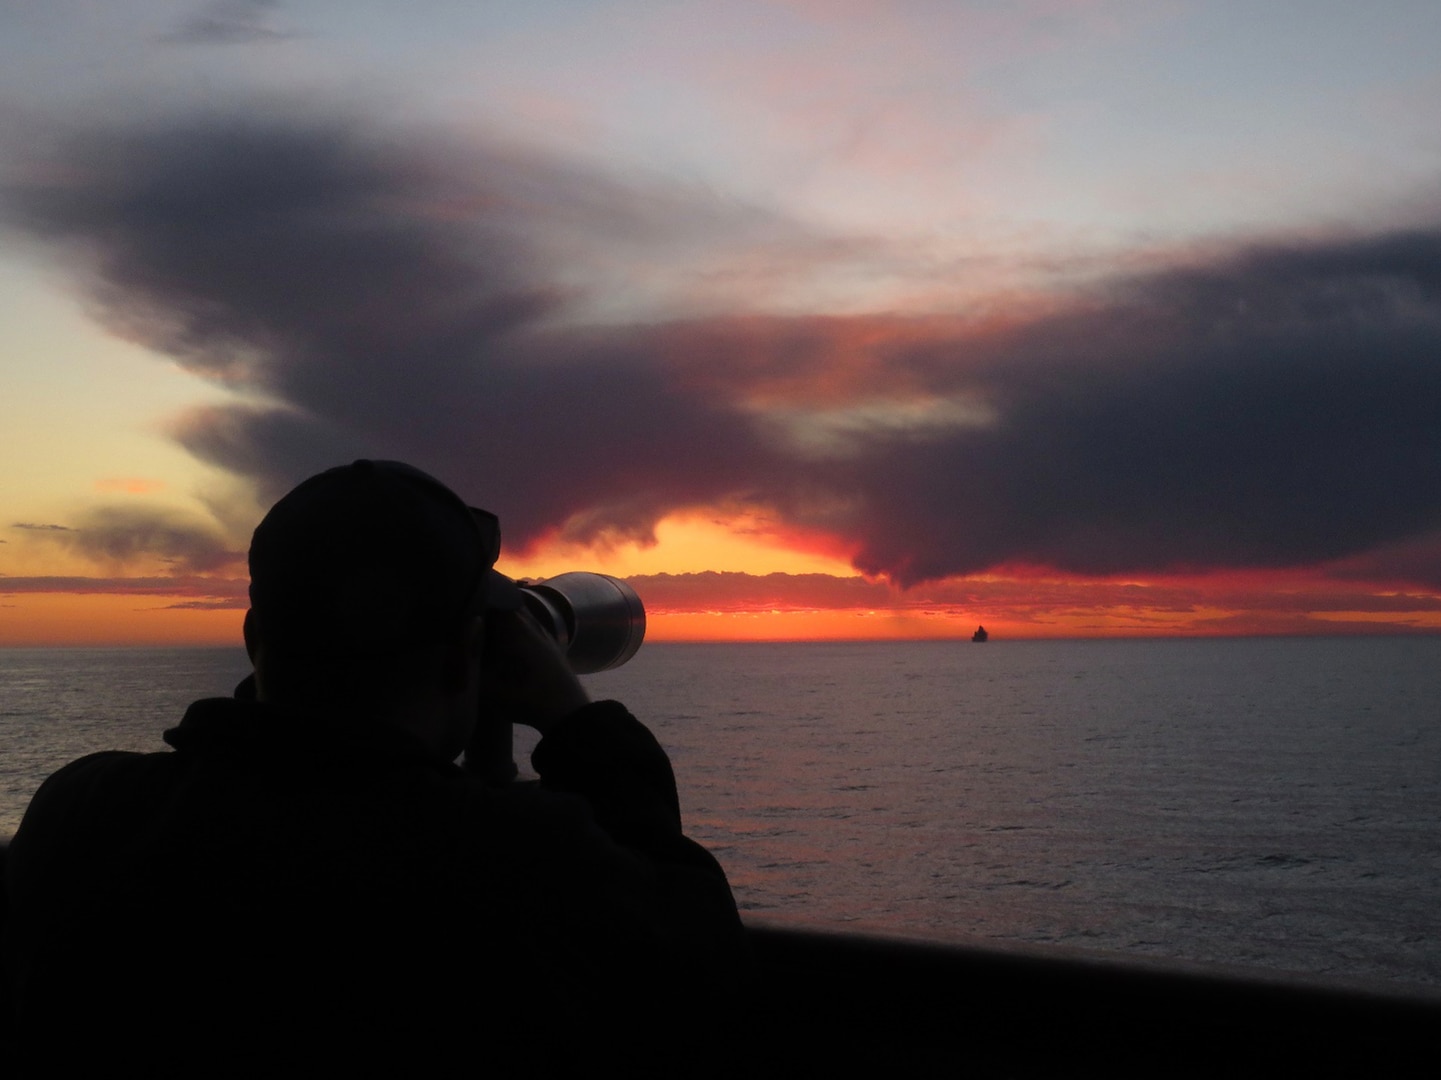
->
[971, 625, 988, 643]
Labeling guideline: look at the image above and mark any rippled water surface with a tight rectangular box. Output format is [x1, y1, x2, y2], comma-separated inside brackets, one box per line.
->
[4, 638, 1439, 985]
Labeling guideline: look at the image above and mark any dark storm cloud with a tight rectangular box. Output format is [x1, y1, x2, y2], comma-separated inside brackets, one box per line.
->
[835, 235, 1441, 583]
[11, 508, 242, 574]
[4, 111, 784, 542]
[7, 108, 1441, 586]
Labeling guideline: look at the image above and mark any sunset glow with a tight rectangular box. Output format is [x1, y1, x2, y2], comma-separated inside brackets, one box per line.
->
[3, 2, 1441, 647]
[0, 593, 243, 649]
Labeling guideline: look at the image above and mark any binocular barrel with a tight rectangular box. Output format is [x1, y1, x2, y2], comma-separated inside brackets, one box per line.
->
[518, 572, 646, 673]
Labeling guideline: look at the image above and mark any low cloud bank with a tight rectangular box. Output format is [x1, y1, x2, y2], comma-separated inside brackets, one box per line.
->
[0, 575, 247, 603]
[628, 571, 1441, 618]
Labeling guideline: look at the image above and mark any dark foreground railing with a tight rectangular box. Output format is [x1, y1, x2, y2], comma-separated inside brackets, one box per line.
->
[745, 918, 1441, 1076]
[5, 824, 1436, 1077]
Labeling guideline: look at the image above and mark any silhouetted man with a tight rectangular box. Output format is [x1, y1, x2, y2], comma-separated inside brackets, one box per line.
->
[4, 461, 744, 1074]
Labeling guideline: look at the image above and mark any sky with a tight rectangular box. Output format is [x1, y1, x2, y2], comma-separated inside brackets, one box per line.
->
[2, 0, 1441, 645]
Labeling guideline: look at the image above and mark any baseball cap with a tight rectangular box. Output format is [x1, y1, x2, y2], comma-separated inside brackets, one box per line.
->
[248, 460, 521, 653]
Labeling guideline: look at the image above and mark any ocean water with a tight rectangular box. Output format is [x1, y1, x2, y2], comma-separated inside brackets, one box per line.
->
[3, 637, 1439, 986]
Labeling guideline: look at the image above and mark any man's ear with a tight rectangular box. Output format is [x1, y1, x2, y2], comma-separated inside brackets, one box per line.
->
[243, 609, 260, 664]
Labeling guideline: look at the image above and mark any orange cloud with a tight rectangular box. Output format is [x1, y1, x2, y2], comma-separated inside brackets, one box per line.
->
[631, 568, 1441, 640]
[95, 476, 167, 495]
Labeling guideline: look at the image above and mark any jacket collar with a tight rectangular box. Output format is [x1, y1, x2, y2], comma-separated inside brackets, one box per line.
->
[163, 695, 457, 772]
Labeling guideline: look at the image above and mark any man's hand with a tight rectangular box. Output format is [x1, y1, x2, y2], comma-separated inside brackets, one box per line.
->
[475, 607, 590, 736]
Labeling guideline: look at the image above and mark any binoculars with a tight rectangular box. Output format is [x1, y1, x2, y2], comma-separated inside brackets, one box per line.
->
[510, 572, 645, 673]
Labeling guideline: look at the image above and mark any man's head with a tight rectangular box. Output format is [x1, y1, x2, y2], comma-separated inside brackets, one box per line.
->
[244, 461, 518, 739]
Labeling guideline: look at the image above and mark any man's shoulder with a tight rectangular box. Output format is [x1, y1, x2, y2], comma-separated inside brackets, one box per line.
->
[13, 746, 177, 849]
[28, 746, 173, 805]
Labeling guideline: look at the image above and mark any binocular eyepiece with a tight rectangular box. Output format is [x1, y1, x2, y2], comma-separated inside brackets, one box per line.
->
[511, 572, 645, 673]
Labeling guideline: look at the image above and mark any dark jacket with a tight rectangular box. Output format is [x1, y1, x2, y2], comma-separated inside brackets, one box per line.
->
[4, 697, 744, 1073]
